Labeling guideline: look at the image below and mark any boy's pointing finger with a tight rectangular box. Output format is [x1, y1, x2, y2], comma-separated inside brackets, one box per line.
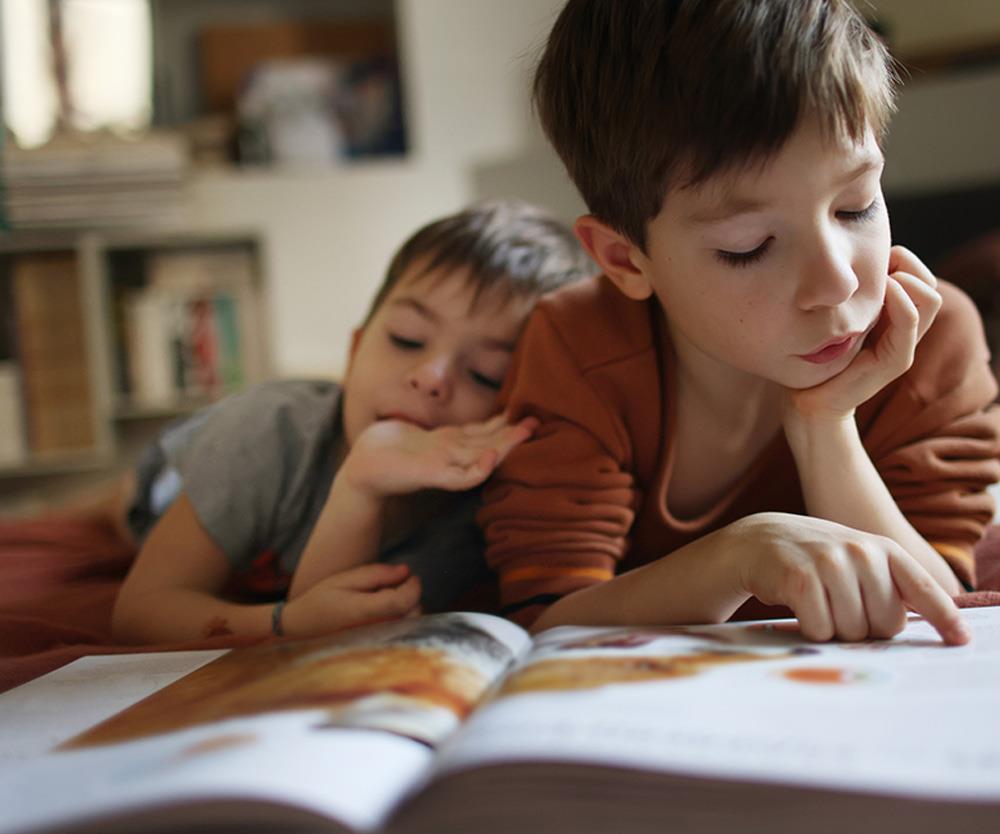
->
[888, 551, 970, 646]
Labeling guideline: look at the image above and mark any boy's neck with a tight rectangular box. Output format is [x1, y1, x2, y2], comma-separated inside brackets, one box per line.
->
[669, 323, 780, 426]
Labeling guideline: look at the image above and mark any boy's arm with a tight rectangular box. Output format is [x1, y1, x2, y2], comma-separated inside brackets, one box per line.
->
[785, 415, 963, 593]
[530, 512, 968, 644]
[286, 474, 384, 601]
[784, 251, 1000, 595]
[112, 493, 421, 644]
[288, 415, 536, 600]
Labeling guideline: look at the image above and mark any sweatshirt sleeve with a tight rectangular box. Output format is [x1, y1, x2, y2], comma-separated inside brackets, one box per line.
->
[860, 281, 1000, 588]
[478, 306, 640, 626]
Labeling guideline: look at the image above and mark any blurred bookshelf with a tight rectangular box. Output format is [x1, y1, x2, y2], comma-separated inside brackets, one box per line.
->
[0, 229, 270, 480]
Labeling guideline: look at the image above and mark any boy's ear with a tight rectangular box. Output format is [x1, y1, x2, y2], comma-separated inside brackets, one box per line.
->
[346, 327, 364, 370]
[574, 215, 653, 301]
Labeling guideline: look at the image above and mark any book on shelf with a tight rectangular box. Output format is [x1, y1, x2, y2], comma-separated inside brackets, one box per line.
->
[117, 248, 261, 410]
[10, 253, 96, 455]
[0, 361, 28, 467]
[0, 276, 28, 466]
[1, 608, 998, 834]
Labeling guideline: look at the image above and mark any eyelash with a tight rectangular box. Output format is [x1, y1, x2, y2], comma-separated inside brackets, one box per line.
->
[470, 371, 503, 391]
[716, 240, 771, 268]
[389, 334, 502, 391]
[715, 198, 881, 269]
[836, 197, 880, 223]
[389, 334, 422, 350]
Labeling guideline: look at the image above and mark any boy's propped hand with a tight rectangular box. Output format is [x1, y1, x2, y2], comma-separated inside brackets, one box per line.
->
[283, 563, 422, 638]
[787, 246, 942, 422]
[343, 414, 538, 496]
[729, 513, 970, 646]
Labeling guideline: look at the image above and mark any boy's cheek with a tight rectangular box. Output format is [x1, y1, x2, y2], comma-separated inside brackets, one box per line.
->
[862, 305, 889, 351]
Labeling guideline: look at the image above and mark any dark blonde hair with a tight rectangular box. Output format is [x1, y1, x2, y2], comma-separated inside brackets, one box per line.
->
[533, 0, 899, 250]
[363, 199, 595, 323]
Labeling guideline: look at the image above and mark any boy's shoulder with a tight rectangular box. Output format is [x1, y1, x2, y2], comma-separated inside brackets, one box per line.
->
[932, 279, 987, 342]
[909, 280, 994, 400]
[187, 378, 343, 454]
[532, 274, 659, 372]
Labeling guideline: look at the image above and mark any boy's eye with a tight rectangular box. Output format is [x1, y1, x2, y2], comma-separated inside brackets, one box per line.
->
[716, 238, 772, 268]
[469, 370, 503, 391]
[836, 198, 879, 223]
[389, 334, 423, 350]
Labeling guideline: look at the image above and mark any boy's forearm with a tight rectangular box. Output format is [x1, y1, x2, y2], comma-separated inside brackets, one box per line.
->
[288, 477, 385, 600]
[784, 413, 962, 594]
[530, 526, 752, 633]
[112, 587, 275, 644]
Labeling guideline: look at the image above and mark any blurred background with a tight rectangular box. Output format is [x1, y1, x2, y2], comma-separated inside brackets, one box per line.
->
[0, 0, 998, 511]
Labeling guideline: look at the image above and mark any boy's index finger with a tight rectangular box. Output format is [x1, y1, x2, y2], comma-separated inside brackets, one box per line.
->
[889, 245, 938, 289]
[888, 552, 971, 646]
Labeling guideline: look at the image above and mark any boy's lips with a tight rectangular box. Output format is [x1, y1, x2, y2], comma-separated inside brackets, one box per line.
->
[798, 332, 861, 364]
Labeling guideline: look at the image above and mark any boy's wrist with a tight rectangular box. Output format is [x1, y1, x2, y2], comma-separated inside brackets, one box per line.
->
[279, 597, 305, 638]
[781, 406, 860, 461]
[331, 459, 389, 512]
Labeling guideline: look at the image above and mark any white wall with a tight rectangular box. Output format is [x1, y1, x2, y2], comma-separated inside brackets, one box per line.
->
[871, 0, 1000, 194]
[181, 0, 566, 379]
[883, 65, 1000, 193]
[185, 161, 468, 378]
[868, 0, 1000, 53]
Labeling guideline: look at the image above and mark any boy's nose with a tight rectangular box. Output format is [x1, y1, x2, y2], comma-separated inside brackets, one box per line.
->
[407, 355, 454, 401]
[795, 238, 859, 310]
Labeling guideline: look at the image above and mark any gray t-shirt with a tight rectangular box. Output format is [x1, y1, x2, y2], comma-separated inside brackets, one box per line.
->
[128, 379, 490, 611]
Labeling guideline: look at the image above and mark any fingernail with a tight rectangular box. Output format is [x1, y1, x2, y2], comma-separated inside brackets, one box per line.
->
[952, 620, 972, 643]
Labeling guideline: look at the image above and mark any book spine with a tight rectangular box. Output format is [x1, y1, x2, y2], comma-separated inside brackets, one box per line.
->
[124, 290, 175, 408]
[188, 296, 220, 396]
[0, 361, 28, 466]
[212, 293, 244, 392]
[12, 253, 97, 455]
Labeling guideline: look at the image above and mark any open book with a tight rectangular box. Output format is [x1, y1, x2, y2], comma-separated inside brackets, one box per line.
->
[2, 608, 999, 834]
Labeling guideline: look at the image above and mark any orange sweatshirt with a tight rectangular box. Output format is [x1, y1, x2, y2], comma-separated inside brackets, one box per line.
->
[480, 276, 1000, 626]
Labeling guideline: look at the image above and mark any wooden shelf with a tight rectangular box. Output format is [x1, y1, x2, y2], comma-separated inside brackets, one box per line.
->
[0, 450, 113, 480]
[113, 396, 217, 422]
[0, 227, 270, 479]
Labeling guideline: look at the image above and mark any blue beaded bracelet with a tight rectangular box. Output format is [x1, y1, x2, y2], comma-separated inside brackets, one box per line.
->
[271, 600, 286, 637]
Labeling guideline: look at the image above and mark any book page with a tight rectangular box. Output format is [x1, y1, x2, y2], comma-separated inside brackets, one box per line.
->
[0, 612, 530, 834]
[437, 607, 1000, 802]
[0, 650, 225, 766]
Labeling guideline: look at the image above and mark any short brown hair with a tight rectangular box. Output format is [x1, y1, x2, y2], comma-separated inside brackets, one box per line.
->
[363, 199, 595, 323]
[533, 0, 898, 250]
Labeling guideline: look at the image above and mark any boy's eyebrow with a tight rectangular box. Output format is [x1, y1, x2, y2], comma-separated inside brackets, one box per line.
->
[390, 297, 439, 322]
[837, 155, 885, 184]
[687, 155, 885, 225]
[388, 297, 517, 351]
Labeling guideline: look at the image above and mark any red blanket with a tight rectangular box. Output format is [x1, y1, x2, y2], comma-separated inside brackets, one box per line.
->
[0, 516, 260, 694]
[1, 515, 999, 695]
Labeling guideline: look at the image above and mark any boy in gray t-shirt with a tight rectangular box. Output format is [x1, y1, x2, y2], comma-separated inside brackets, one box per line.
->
[111, 200, 594, 644]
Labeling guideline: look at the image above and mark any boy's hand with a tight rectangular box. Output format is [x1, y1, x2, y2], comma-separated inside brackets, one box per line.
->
[787, 246, 941, 422]
[283, 563, 422, 638]
[342, 414, 538, 497]
[730, 513, 970, 646]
